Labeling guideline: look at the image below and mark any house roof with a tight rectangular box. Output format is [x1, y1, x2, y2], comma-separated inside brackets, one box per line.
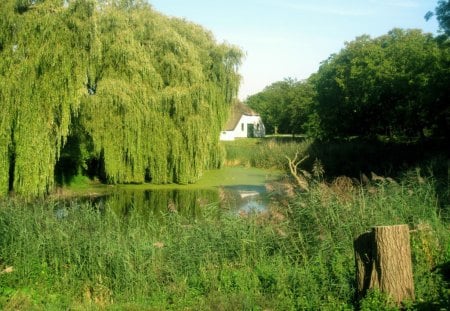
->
[223, 101, 260, 131]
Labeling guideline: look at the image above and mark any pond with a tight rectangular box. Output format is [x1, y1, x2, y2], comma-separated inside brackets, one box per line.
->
[62, 167, 282, 218]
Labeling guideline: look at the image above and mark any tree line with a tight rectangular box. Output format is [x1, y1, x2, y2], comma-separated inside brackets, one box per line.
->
[0, 0, 243, 197]
[247, 1, 450, 141]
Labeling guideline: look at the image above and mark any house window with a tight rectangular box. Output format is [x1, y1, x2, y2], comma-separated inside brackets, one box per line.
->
[241, 123, 244, 131]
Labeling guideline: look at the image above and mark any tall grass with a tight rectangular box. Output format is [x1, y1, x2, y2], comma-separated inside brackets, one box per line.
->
[288, 174, 449, 308]
[1, 172, 449, 310]
[222, 138, 311, 169]
[223, 137, 449, 183]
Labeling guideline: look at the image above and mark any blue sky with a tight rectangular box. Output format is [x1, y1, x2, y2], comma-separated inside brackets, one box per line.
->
[149, 0, 440, 100]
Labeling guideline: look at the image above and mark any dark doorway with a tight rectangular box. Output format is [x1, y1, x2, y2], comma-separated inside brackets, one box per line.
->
[247, 124, 255, 138]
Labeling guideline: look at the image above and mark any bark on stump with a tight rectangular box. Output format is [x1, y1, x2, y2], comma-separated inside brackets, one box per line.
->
[354, 224, 415, 305]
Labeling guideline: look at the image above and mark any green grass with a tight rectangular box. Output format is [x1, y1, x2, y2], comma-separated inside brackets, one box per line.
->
[1, 172, 449, 310]
[222, 137, 312, 170]
[1, 138, 449, 309]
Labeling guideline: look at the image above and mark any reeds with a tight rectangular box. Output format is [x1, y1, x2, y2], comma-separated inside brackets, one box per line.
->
[0, 166, 449, 309]
[223, 138, 312, 169]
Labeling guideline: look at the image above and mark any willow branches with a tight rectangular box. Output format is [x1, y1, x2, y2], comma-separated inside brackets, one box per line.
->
[0, 0, 242, 197]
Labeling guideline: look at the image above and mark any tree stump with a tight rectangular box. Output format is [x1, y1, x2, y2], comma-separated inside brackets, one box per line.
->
[354, 224, 415, 305]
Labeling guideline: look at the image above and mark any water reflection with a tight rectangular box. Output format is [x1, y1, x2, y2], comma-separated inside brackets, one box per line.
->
[219, 185, 268, 214]
[105, 189, 219, 218]
[64, 185, 269, 218]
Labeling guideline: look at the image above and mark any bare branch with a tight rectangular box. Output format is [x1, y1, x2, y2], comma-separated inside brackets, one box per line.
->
[285, 153, 309, 191]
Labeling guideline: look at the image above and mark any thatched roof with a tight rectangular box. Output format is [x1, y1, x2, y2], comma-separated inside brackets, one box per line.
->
[223, 101, 260, 131]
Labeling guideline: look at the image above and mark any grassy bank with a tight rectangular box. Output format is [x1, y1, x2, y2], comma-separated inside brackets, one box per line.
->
[1, 138, 449, 309]
[222, 137, 449, 178]
[222, 137, 310, 169]
[1, 172, 449, 310]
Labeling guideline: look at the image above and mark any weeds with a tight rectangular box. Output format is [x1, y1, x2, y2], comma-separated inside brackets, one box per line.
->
[1, 172, 449, 310]
[0, 138, 449, 309]
[222, 137, 312, 169]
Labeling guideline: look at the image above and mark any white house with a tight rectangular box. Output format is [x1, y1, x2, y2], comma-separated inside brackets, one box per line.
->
[220, 102, 265, 141]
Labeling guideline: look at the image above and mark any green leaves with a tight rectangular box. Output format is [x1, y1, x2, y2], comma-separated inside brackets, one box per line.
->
[315, 29, 447, 139]
[0, 0, 242, 197]
[246, 26, 449, 142]
[246, 78, 318, 136]
[433, 0, 450, 36]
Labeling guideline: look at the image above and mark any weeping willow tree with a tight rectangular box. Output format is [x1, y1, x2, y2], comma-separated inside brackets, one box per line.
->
[0, 0, 242, 197]
[0, 0, 93, 197]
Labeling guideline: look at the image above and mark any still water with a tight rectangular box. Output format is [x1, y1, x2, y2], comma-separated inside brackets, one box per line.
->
[102, 185, 268, 218]
[63, 167, 280, 218]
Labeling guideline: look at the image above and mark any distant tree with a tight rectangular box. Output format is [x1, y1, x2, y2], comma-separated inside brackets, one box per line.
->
[286, 79, 318, 136]
[425, 1, 450, 139]
[246, 79, 293, 134]
[245, 77, 320, 137]
[426, 0, 450, 36]
[247, 26, 449, 141]
[314, 29, 447, 139]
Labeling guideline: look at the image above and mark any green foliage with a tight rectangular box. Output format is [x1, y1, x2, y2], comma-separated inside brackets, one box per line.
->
[289, 170, 449, 310]
[315, 29, 448, 139]
[0, 172, 448, 309]
[246, 78, 318, 135]
[359, 289, 397, 311]
[222, 137, 312, 169]
[246, 79, 293, 134]
[0, 0, 242, 197]
[247, 27, 450, 141]
[429, 0, 450, 36]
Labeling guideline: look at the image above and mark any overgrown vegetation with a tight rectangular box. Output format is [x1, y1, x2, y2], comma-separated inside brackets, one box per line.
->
[0, 160, 448, 310]
[223, 137, 448, 184]
[222, 137, 311, 169]
[247, 29, 449, 140]
[1, 0, 449, 309]
[0, 0, 242, 197]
